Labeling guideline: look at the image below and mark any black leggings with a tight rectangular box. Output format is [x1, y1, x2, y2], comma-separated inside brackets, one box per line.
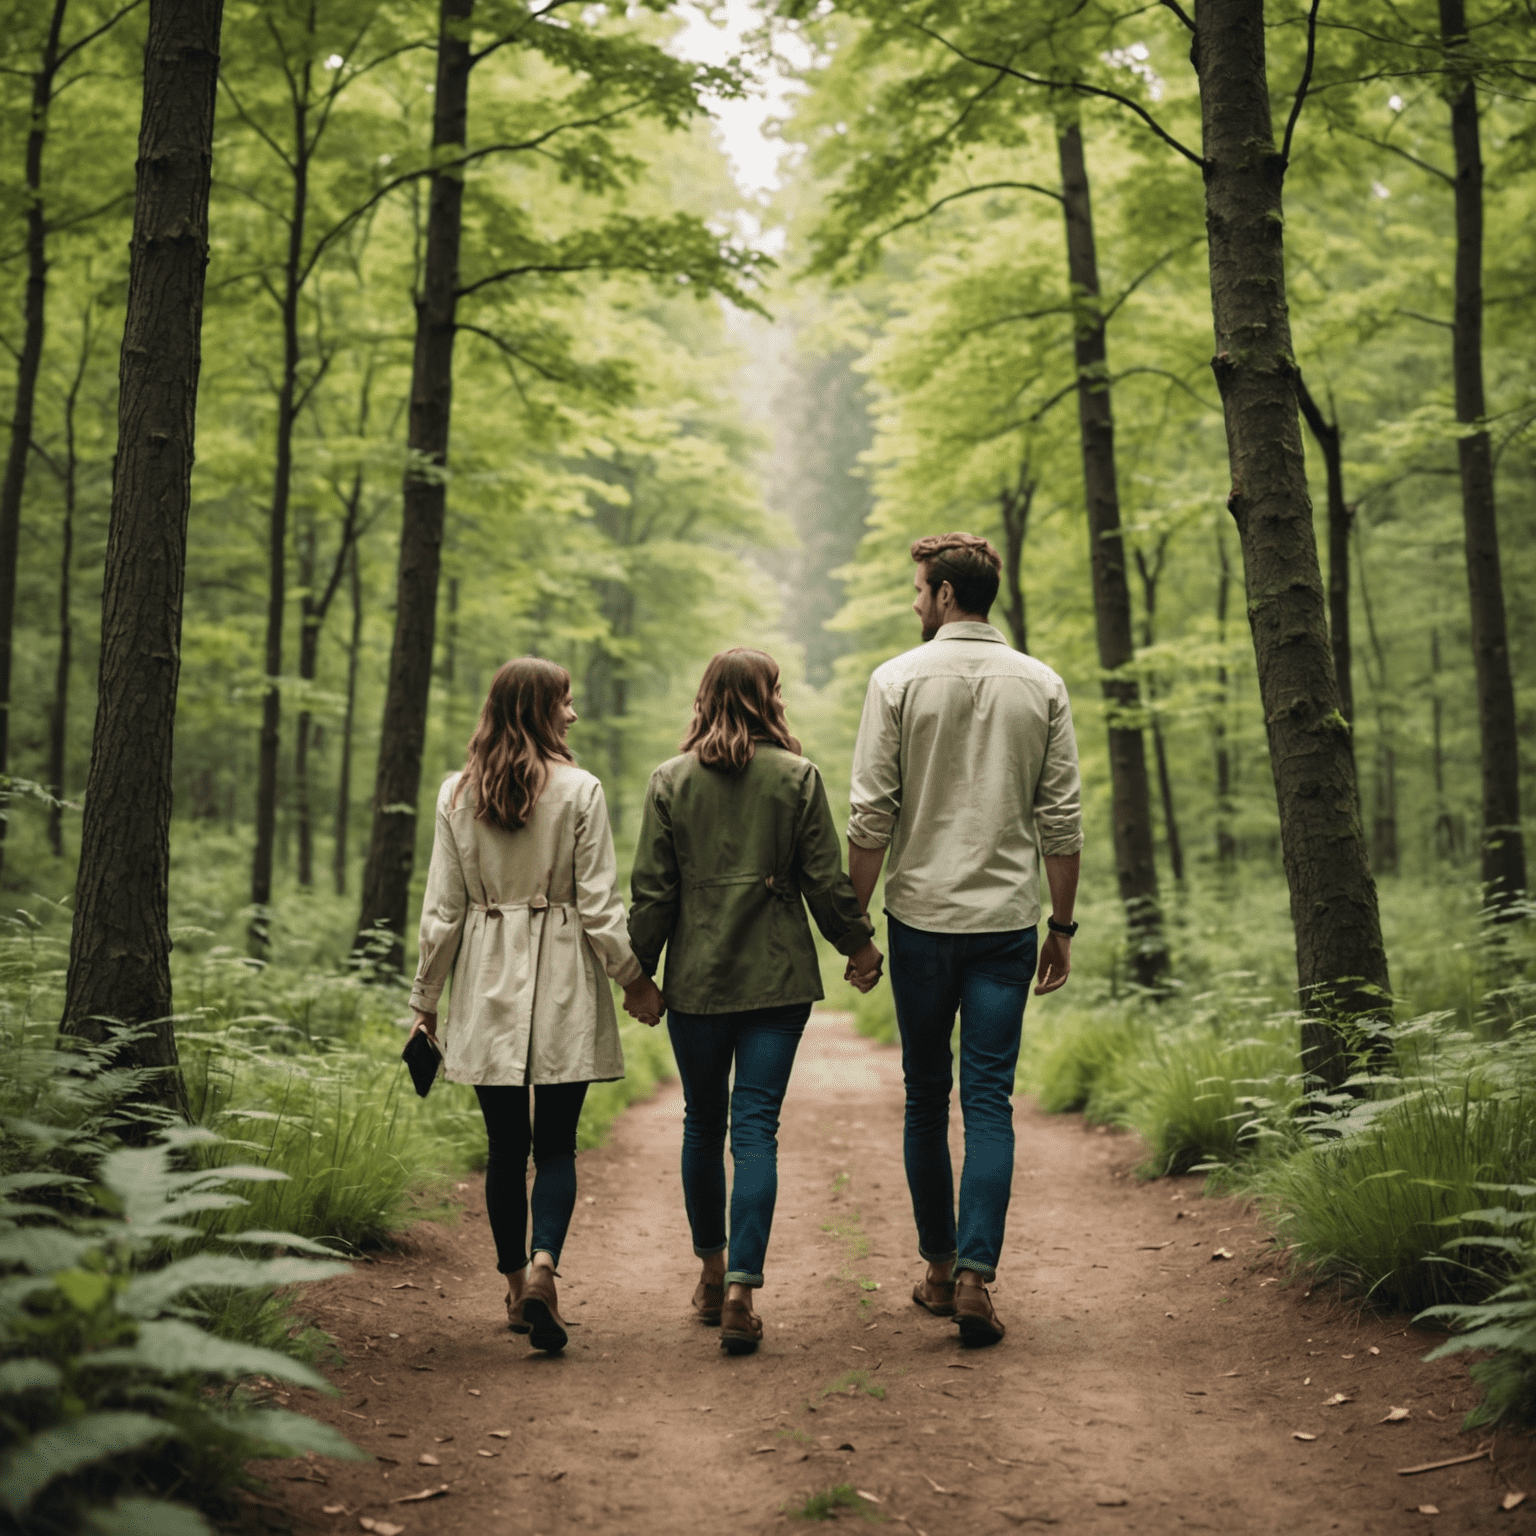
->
[474, 1082, 589, 1274]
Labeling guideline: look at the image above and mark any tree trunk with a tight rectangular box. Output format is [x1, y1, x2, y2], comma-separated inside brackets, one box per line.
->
[1134, 542, 1185, 888]
[442, 573, 458, 768]
[1294, 372, 1354, 729]
[60, 0, 225, 1118]
[1356, 517, 1398, 877]
[0, 0, 69, 871]
[334, 534, 362, 897]
[1056, 120, 1166, 988]
[997, 459, 1032, 653]
[1430, 628, 1459, 862]
[1192, 0, 1390, 1089]
[45, 315, 90, 860]
[1439, 0, 1525, 914]
[250, 62, 313, 951]
[352, 0, 472, 969]
[1213, 521, 1236, 870]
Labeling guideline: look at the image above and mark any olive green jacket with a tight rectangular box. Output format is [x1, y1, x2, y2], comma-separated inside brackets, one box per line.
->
[628, 746, 874, 1014]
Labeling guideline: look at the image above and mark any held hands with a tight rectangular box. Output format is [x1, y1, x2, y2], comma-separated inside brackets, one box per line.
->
[1033, 932, 1071, 995]
[622, 975, 666, 1027]
[410, 1009, 439, 1042]
[844, 940, 884, 995]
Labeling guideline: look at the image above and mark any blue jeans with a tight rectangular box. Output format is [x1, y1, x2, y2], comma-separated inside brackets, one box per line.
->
[667, 1003, 812, 1287]
[887, 914, 1038, 1282]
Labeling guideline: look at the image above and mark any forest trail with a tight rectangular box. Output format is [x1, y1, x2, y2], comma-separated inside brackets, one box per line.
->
[262, 1012, 1535, 1536]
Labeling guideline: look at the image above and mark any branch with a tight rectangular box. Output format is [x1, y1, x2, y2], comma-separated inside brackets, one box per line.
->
[218, 74, 297, 175]
[1112, 365, 1222, 413]
[1102, 235, 1203, 324]
[1396, 307, 1453, 329]
[865, 179, 1063, 251]
[1158, 0, 1195, 31]
[1340, 126, 1453, 183]
[458, 323, 569, 384]
[55, 0, 143, 70]
[456, 260, 614, 300]
[908, 19, 1205, 167]
[1280, 0, 1323, 165]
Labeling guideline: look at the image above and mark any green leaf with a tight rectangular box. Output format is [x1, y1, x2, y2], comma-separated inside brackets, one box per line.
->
[207, 1407, 369, 1461]
[215, 1229, 344, 1256]
[0, 1412, 179, 1515]
[83, 1318, 332, 1390]
[121, 1254, 351, 1317]
[0, 1359, 63, 1395]
[0, 1227, 98, 1271]
[83, 1496, 217, 1536]
[54, 1267, 115, 1312]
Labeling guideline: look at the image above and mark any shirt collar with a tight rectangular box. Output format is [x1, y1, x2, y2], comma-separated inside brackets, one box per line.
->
[934, 621, 1009, 645]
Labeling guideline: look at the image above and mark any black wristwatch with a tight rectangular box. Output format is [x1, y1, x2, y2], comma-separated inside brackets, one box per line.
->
[1047, 916, 1079, 938]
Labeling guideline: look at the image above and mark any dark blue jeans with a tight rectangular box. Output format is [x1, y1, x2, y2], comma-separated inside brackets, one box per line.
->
[887, 915, 1038, 1282]
[474, 1081, 589, 1273]
[667, 1003, 812, 1287]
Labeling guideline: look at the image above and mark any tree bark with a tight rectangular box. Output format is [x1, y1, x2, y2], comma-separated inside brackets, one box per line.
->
[1214, 520, 1236, 871]
[1192, 0, 1390, 1088]
[1056, 121, 1166, 989]
[352, 0, 472, 968]
[1438, 0, 1525, 915]
[997, 459, 1032, 653]
[334, 534, 362, 897]
[1134, 541, 1185, 887]
[0, 0, 69, 871]
[60, 0, 225, 1116]
[1294, 372, 1354, 730]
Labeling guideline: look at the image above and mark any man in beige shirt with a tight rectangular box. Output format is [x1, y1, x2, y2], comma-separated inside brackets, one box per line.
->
[848, 532, 1083, 1346]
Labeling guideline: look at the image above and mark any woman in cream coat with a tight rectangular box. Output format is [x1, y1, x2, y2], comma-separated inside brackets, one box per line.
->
[408, 657, 663, 1353]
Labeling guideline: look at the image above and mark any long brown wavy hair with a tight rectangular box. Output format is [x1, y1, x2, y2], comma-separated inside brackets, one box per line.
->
[452, 657, 575, 830]
[680, 649, 801, 772]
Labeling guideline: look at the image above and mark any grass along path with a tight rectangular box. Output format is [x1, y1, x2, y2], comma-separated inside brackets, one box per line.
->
[261, 1011, 1536, 1535]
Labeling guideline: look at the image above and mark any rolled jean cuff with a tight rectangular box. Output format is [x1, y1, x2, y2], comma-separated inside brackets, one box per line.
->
[919, 1245, 958, 1265]
[694, 1240, 727, 1259]
[497, 1255, 528, 1275]
[724, 1270, 763, 1288]
[956, 1258, 996, 1282]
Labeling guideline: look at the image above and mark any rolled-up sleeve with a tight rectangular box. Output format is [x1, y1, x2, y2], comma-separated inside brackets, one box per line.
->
[848, 672, 902, 850]
[795, 766, 875, 956]
[573, 778, 643, 987]
[409, 783, 468, 1013]
[1034, 678, 1084, 856]
[627, 769, 679, 977]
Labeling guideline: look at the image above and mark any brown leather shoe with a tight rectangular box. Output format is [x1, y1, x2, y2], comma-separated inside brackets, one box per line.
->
[692, 1278, 725, 1326]
[521, 1265, 568, 1353]
[505, 1288, 530, 1334]
[954, 1273, 1005, 1347]
[719, 1296, 763, 1356]
[911, 1276, 957, 1317]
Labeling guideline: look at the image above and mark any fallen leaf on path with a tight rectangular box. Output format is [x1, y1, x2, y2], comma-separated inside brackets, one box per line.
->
[1211, 1248, 1234, 1261]
[1502, 1493, 1526, 1511]
[1324, 1394, 1352, 1406]
[1137, 1242, 1173, 1250]
[358, 1521, 404, 1536]
[1184, 1390, 1207, 1397]
[837, 1443, 856, 1451]
[1417, 1506, 1439, 1515]
[1222, 1370, 1242, 1377]
[476, 1450, 497, 1458]
[322, 1505, 348, 1516]
[432, 1436, 452, 1443]
[1094, 1488, 1129, 1507]
[753, 1446, 776, 1454]
[851, 1345, 867, 1353]
[1369, 1346, 1380, 1356]
[923, 1474, 951, 1494]
[466, 1389, 480, 1396]
[994, 1456, 1024, 1467]
[390, 1485, 449, 1504]
[947, 1363, 974, 1370]
[1292, 1433, 1317, 1442]
[1398, 1449, 1491, 1476]
[1164, 1312, 1176, 1319]
[546, 1471, 566, 1483]
[992, 1508, 1058, 1526]
[374, 1455, 399, 1466]
[856, 1491, 882, 1504]
[488, 1430, 510, 1438]
[342, 1410, 368, 1420]
[1380, 1408, 1410, 1423]
[391, 1283, 419, 1290]
[417, 1455, 439, 1466]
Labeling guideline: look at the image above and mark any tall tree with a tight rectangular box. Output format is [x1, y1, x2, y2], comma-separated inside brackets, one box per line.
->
[60, 0, 226, 1113]
[353, 0, 762, 965]
[1188, 0, 1390, 1082]
[1437, 0, 1524, 914]
[0, 0, 139, 869]
[1295, 371, 1353, 729]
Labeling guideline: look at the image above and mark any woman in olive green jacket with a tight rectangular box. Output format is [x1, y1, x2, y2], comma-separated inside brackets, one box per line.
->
[628, 649, 883, 1354]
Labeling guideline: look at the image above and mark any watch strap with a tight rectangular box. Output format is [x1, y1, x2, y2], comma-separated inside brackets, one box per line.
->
[1046, 916, 1078, 938]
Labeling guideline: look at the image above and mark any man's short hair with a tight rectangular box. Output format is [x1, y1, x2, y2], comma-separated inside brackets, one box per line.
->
[910, 532, 1002, 618]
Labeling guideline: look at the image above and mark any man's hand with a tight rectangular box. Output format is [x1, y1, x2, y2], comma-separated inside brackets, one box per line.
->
[1034, 933, 1071, 995]
[410, 1009, 438, 1042]
[844, 940, 884, 994]
[623, 975, 665, 1026]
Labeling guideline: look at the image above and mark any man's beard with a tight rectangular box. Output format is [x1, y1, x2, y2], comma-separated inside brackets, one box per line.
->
[920, 620, 940, 642]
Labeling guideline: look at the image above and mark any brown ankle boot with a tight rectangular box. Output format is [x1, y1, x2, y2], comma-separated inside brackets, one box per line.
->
[692, 1278, 725, 1326]
[954, 1272, 1005, 1347]
[719, 1295, 763, 1355]
[521, 1265, 568, 1353]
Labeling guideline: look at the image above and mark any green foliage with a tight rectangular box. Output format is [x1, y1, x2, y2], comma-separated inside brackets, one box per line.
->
[0, 1111, 364, 1535]
[786, 1483, 883, 1522]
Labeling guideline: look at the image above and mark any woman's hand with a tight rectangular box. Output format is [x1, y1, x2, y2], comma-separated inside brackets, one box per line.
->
[622, 975, 665, 1027]
[410, 1009, 439, 1042]
[844, 941, 884, 994]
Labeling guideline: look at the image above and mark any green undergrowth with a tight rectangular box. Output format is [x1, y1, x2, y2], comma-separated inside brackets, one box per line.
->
[786, 1484, 883, 1522]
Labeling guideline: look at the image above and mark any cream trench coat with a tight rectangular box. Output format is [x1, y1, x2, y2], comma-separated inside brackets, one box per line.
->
[407, 764, 643, 1087]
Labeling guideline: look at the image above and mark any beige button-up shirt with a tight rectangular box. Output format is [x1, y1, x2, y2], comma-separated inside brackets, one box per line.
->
[409, 763, 643, 1086]
[849, 621, 1083, 934]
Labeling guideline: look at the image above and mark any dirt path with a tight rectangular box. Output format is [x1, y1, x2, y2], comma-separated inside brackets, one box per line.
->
[261, 1011, 1534, 1535]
